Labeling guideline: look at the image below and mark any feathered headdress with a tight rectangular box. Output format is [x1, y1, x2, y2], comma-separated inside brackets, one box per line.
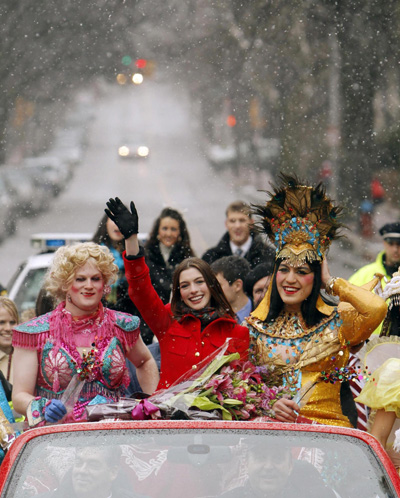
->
[252, 173, 343, 265]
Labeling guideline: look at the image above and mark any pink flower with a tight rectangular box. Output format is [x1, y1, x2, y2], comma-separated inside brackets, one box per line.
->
[238, 408, 251, 419]
[220, 364, 235, 375]
[179, 357, 293, 421]
[204, 373, 233, 393]
[232, 386, 247, 402]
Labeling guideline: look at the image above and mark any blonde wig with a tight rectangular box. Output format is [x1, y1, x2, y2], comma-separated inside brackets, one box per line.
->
[44, 242, 118, 302]
[0, 296, 19, 324]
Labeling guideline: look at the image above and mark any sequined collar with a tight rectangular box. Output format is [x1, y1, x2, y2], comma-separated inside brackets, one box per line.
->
[48, 302, 117, 347]
[247, 309, 338, 339]
[61, 303, 105, 335]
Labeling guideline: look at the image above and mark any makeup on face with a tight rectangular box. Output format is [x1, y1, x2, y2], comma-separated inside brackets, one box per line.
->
[276, 262, 314, 313]
[179, 267, 211, 310]
[66, 261, 105, 316]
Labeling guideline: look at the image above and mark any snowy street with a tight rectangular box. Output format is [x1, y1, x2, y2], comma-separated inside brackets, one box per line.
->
[0, 73, 376, 285]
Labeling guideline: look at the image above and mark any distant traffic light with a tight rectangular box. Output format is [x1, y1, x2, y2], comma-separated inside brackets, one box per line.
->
[121, 55, 132, 66]
[135, 59, 147, 69]
[226, 115, 237, 127]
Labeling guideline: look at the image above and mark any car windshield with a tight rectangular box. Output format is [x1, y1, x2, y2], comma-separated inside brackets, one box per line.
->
[11, 267, 48, 314]
[2, 428, 396, 498]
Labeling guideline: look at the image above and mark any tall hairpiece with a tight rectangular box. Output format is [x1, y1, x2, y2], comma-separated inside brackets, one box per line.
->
[252, 173, 343, 265]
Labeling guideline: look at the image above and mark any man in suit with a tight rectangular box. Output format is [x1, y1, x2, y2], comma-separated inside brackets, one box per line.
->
[202, 200, 275, 269]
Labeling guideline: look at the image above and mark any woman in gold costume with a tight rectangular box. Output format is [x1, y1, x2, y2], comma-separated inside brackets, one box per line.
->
[246, 174, 387, 427]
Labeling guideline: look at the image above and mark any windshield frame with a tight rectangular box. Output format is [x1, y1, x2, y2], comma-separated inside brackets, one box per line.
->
[1, 421, 399, 498]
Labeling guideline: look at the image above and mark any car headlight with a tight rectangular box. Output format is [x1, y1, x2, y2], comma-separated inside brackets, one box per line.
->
[118, 146, 130, 157]
[137, 146, 149, 157]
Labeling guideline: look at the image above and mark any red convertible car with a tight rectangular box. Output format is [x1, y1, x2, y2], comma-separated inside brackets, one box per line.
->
[0, 420, 399, 497]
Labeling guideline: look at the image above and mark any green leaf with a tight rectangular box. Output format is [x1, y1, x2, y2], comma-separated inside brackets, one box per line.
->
[222, 410, 233, 420]
[190, 396, 231, 417]
[222, 399, 243, 406]
[157, 353, 241, 412]
[192, 353, 240, 388]
[199, 387, 214, 398]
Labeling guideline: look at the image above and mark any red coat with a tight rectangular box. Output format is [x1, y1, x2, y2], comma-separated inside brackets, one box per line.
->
[123, 253, 249, 390]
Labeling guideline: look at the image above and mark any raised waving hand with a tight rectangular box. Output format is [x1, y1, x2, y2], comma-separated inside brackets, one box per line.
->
[105, 197, 139, 239]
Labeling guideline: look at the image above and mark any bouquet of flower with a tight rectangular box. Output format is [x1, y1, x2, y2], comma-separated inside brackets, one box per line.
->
[148, 351, 292, 421]
[85, 340, 294, 422]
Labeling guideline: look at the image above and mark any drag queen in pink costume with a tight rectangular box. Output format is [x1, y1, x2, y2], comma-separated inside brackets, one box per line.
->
[11, 242, 159, 427]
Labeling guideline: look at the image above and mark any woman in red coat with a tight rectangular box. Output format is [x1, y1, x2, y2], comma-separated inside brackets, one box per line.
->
[105, 198, 249, 390]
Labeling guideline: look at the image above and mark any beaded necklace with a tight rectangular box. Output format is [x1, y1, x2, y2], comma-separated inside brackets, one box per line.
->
[250, 310, 343, 390]
[261, 312, 309, 339]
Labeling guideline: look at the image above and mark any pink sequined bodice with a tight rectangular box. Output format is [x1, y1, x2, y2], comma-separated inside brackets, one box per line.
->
[38, 334, 130, 394]
[13, 302, 140, 398]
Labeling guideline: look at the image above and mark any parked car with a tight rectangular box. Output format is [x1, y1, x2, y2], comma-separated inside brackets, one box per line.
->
[0, 420, 399, 497]
[47, 144, 83, 169]
[1, 166, 43, 217]
[22, 156, 72, 196]
[49, 128, 86, 168]
[0, 172, 18, 239]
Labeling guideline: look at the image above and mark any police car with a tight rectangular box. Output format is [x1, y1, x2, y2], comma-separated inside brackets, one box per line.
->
[7, 233, 93, 316]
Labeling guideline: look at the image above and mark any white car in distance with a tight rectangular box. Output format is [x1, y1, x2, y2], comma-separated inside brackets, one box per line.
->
[7, 233, 92, 316]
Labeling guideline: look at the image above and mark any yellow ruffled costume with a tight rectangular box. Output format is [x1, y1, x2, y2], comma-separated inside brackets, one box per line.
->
[247, 277, 387, 427]
[355, 348, 400, 470]
[355, 358, 400, 416]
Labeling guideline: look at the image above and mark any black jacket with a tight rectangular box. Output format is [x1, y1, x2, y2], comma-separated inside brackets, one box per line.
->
[202, 232, 275, 269]
[145, 242, 192, 304]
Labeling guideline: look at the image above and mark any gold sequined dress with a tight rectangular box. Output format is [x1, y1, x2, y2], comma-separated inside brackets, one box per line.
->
[246, 277, 387, 427]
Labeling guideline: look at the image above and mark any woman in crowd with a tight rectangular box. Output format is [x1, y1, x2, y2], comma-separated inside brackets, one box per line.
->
[0, 297, 20, 424]
[105, 198, 249, 390]
[11, 242, 159, 427]
[0, 297, 18, 384]
[245, 174, 387, 427]
[92, 213, 130, 310]
[145, 207, 195, 305]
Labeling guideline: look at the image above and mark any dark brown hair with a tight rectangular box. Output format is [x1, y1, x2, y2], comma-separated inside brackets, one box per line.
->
[92, 213, 125, 253]
[170, 257, 235, 319]
[146, 207, 195, 256]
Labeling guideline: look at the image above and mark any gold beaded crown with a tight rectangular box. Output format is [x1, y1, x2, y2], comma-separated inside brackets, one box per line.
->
[252, 173, 343, 265]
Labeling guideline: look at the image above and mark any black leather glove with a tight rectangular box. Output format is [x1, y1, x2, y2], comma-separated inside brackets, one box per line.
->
[105, 197, 139, 239]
